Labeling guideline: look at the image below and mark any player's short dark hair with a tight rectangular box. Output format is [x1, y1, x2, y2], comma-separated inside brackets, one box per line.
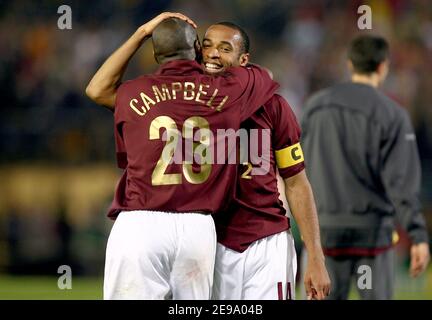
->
[214, 21, 250, 54]
[152, 18, 197, 63]
[348, 35, 389, 74]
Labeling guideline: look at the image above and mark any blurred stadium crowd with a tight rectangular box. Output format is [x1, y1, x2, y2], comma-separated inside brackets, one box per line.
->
[0, 0, 431, 280]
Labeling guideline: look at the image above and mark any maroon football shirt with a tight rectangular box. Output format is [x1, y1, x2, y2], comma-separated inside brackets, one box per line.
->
[108, 60, 279, 218]
[214, 94, 305, 252]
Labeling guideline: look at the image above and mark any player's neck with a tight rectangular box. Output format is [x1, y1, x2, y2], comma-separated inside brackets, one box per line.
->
[351, 73, 380, 88]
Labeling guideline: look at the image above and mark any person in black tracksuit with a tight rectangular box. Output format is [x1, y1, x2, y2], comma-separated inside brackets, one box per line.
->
[301, 35, 430, 299]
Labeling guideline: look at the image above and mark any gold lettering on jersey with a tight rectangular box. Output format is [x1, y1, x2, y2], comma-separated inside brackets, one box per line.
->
[140, 92, 156, 111]
[182, 116, 212, 184]
[241, 162, 253, 180]
[129, 98, 146, 116]
[171, 82, 182, 99]
[215, 95, 229, 112]
[152, 84, 171, 102]
[149, 116, 182, 185]
[195, 84, 209, 104]
[206, 88, 218, 108]
[127, 82, 229, 116]
[184, 82, 195, 100]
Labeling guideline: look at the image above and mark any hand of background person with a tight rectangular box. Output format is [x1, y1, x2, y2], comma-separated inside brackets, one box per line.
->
[304, 257, 331, 300]
[409, 242, 430, 277]
[137, 12, 197, 39]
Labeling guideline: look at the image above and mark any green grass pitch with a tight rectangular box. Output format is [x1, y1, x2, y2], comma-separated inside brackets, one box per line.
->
[0, 266, 430, 300]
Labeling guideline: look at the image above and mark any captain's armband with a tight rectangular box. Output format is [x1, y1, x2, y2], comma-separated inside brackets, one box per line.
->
[275, 142, 304, 169]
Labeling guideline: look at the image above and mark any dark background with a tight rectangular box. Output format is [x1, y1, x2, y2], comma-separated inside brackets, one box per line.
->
[0, 0, 430, 298]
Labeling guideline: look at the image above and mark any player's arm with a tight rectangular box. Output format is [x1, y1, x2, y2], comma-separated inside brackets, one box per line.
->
[380, 109, 430, 277]
[283, 171, 330, 300]
[246, 62, 274, 79]
[85, 12, 197, 109]
[270, 95, 329, 300]
[225, 64, 279, 121]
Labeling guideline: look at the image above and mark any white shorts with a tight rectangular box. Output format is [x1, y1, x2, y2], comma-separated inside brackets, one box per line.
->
[104, 210, 216, 300]
[213, 230, 297, 300]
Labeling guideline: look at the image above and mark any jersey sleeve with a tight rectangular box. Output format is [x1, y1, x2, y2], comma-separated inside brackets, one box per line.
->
[113, 84, 128, 169]
[270, 95, 305, 179]
[228, 65, 279, 122]
[379, 109, 429, 244]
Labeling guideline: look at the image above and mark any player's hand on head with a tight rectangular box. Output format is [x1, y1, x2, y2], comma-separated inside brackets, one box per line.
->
[138, 12, 197, 36]
[304, 258, 331, 300]
[409, 242, 430, 278]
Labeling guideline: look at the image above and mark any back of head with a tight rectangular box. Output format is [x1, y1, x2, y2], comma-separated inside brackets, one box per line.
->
[348, 35, 389, 74]
[152, 18, 198, 64]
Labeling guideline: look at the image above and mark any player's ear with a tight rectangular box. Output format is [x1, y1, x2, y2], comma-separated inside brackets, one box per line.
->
[377, 59, 389, 83]
[194, 38, 202, 63]
[153, 49, 160, 64]
[194, 37, 202, 54]
[239, 53, 250, 66]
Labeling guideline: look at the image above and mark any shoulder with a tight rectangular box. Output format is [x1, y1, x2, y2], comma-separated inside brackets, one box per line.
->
[304, 82, 370, 108]
[303, 83, 390, 120]
[372, 91, 411, 131]
[117, 75, 148, 92]
[264, 94, 285, 107]
[224, 64, 272, 82]
[263, 94, 294, 116]
[114, 76, 149, 115]
[262, 94, 300, 129]
[115, 76, 153, 106]
[303, 86, 335, 113]
[377, 92, 406, 116]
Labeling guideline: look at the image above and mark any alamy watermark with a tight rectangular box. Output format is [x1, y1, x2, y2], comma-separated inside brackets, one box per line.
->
[57, 265, 72, 290]
[357, 264, 372, 290]
[357, 5, 372, 30]
[57, 5, 72, 30]
[159, 127, 272, 176]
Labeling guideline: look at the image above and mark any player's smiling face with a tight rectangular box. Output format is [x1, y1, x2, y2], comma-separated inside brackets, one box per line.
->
[202, 25, 249, 74]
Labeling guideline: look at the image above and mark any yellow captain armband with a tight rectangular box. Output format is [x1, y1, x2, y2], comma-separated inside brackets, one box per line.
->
[275, 142, 304, 169]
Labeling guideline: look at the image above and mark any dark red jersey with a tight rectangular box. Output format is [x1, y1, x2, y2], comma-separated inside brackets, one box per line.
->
[108, 60, 279, 218]
[214, 94, 305, 252]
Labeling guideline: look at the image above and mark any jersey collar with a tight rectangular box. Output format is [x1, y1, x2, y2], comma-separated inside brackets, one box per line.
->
[155, 60, 204, 76]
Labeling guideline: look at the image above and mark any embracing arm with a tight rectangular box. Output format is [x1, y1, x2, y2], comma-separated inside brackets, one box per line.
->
[85, 12, 197, 109]
[85, 27, 147, 109]
[284, 170, 330, 300]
